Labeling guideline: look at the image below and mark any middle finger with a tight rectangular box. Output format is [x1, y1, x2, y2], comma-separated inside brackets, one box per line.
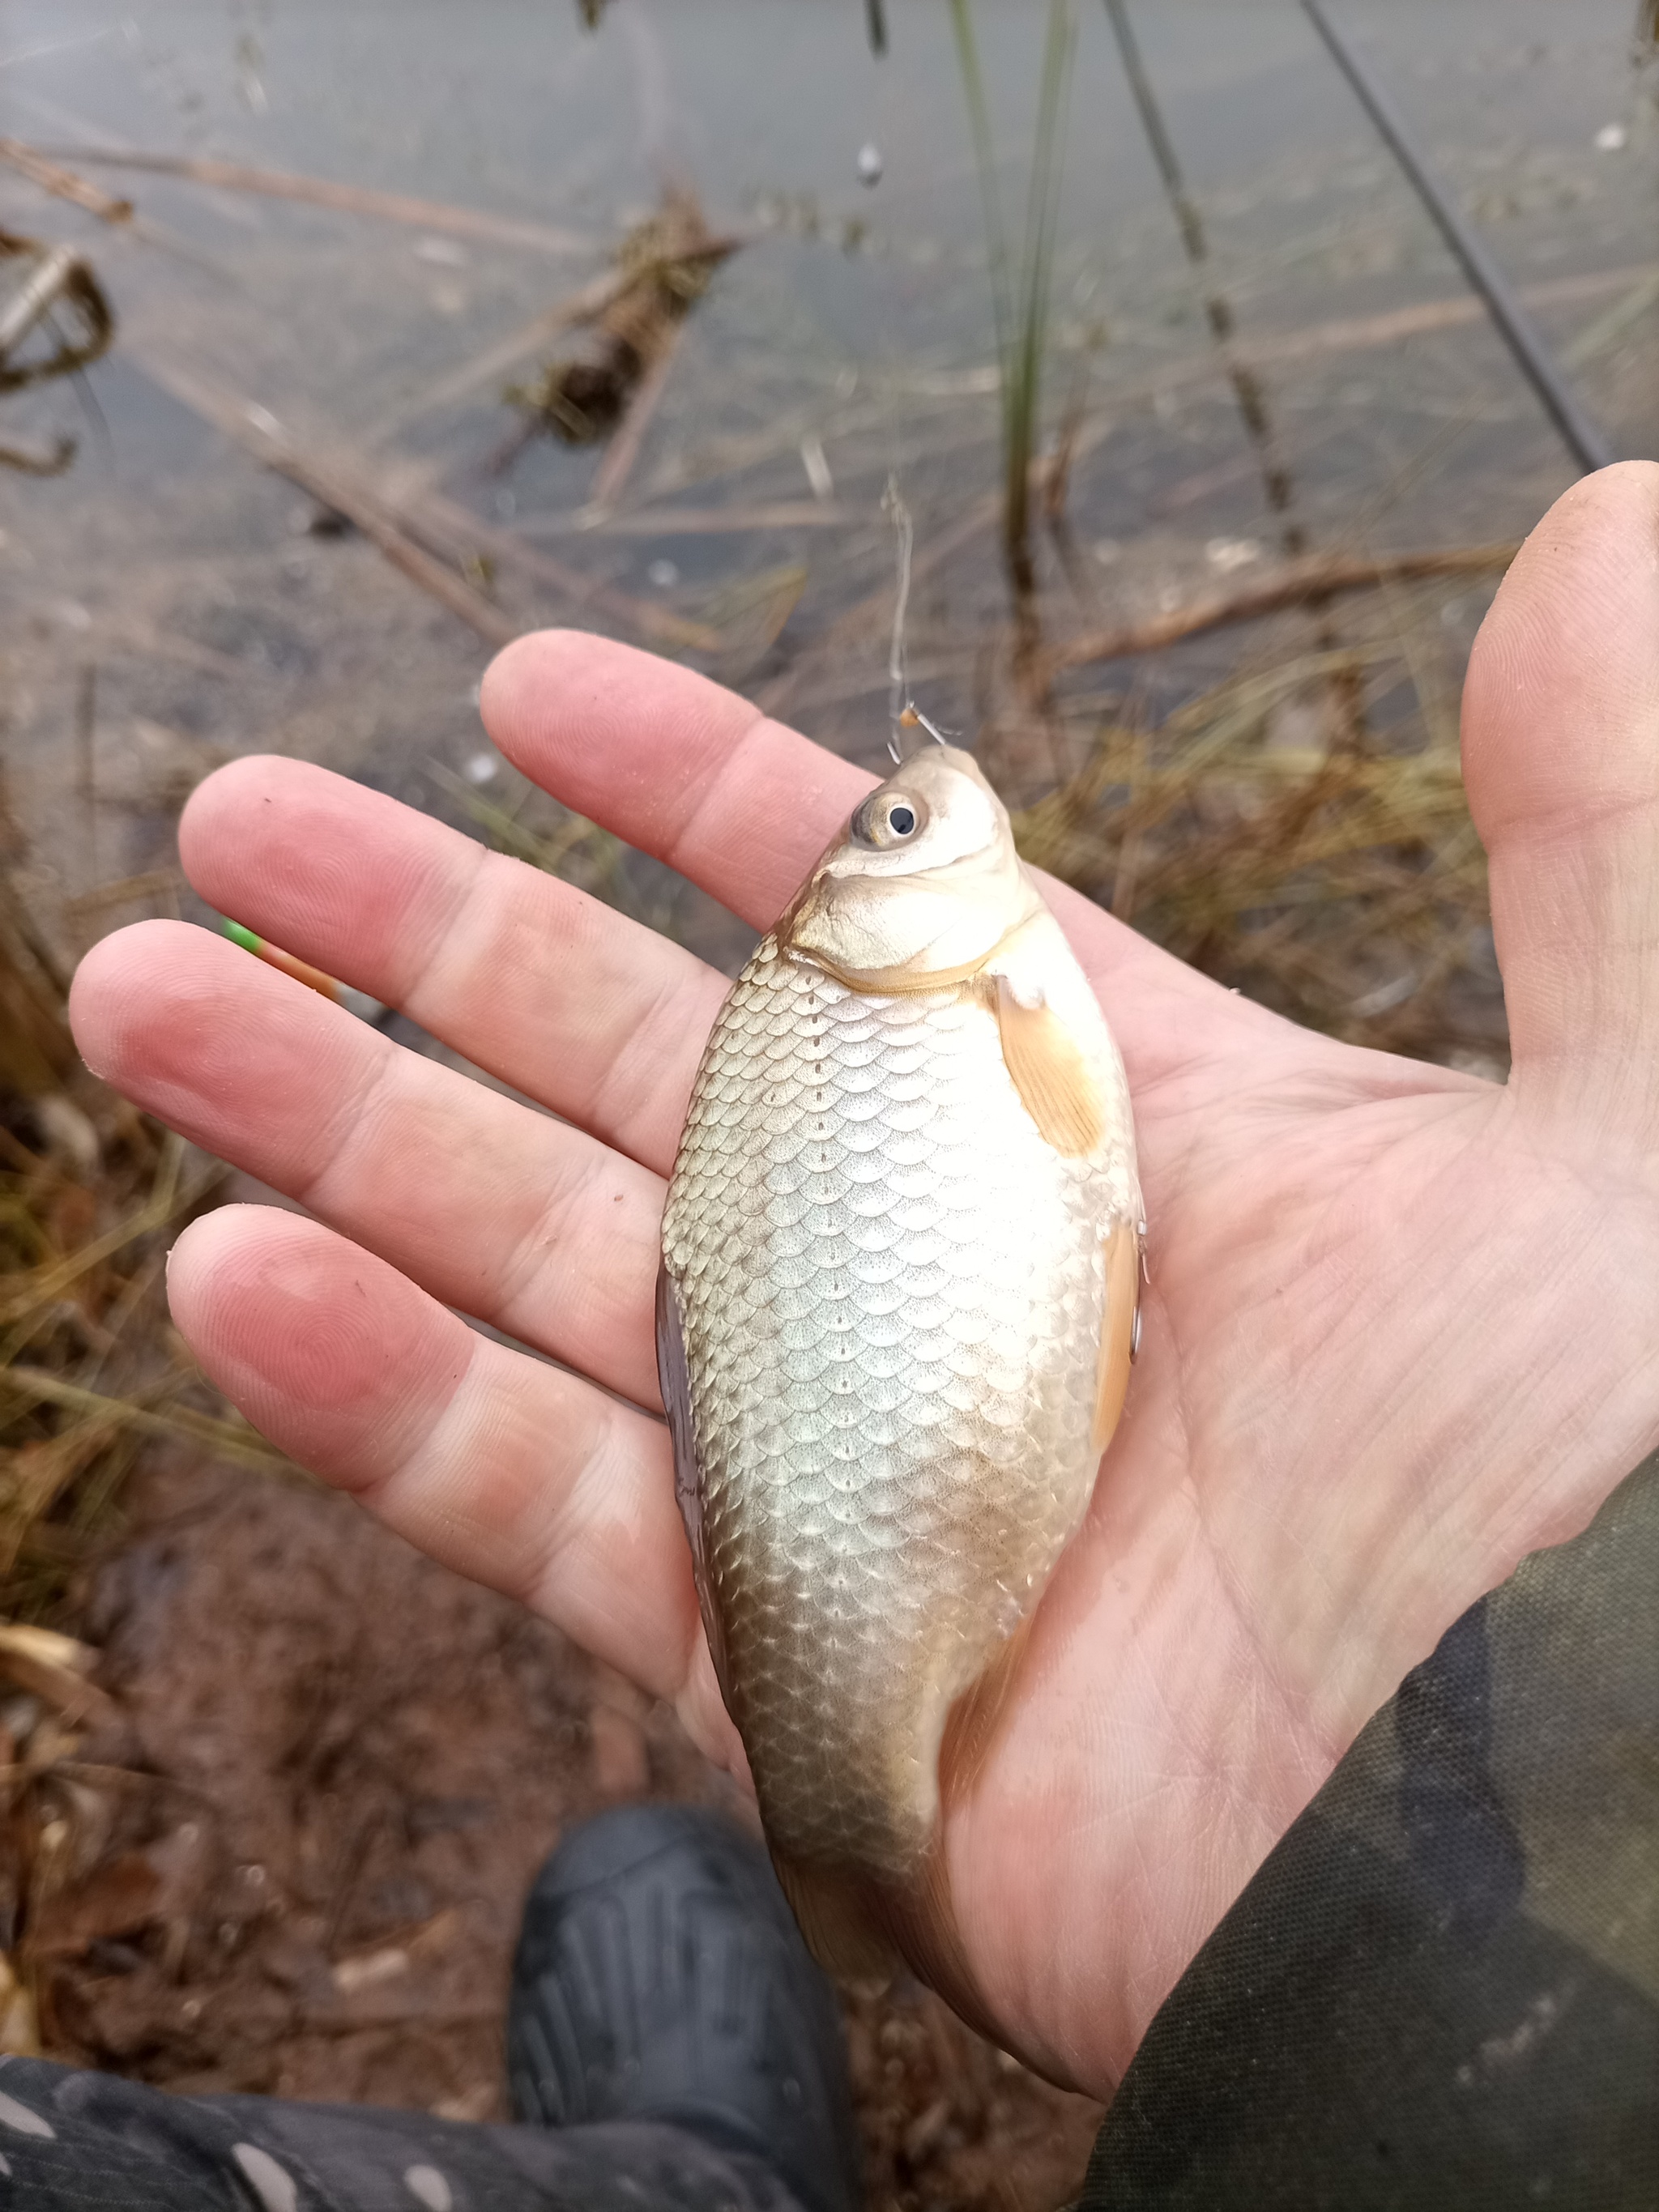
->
[179, 752, 741, 1178]
[69, 920, 666, 1410]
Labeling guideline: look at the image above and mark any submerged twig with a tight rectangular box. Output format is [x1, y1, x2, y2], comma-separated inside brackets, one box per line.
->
[0, 434, 74, 476]
[586, 316, 688, 508]
[411, 481, 723, 650]
[0, 142, 130, 224]
[0, 233, 113, 390]
[131, 351, 720, 654]
[134, 352, 518, 649]
[1054, 543, 1520, 668]
[382, 270, 642, 437]
[31, 147, 590, 255]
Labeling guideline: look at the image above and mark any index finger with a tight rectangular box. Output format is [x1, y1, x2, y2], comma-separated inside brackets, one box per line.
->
[480, 633, 1249, 1055]
[480, 630, 872, 932]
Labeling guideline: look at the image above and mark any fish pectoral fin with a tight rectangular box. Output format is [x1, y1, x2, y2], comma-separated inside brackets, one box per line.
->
[991, 974, 1106, 1157]
[1093, 1218, 1140, 1454]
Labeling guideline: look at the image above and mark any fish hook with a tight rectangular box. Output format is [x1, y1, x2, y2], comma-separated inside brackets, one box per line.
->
[898, 704, 952, 748]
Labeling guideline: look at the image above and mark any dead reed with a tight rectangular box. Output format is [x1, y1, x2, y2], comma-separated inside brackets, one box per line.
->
[0, 832, 293, 1628]
[949, 0, 1077, 598]
[1016, 622, 1501, 1068]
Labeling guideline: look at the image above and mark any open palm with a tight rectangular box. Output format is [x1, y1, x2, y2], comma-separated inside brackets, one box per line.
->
[70, 464, 1659, 2096]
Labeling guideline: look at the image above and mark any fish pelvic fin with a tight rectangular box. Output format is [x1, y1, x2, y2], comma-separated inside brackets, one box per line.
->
[1093, 1217, 1140, 1454]
[940, 1609, 1035, 1808]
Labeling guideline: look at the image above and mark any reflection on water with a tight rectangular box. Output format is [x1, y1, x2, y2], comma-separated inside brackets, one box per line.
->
[0, 0, 1653, 1049]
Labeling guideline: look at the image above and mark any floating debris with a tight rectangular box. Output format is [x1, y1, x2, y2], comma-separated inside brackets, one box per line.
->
[24, 145, 589, 254]
[0, 143, 130, 226]
[1052, 542, 1521, 671]
[501, 190, 737, 470]
[0, 230, 114, 474]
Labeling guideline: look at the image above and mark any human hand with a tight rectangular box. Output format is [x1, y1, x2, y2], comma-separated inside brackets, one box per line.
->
[69, 462, 1659, 2095]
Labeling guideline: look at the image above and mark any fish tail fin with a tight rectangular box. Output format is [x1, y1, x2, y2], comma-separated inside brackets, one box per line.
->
[882, 1837, 997, 2040]
[770, 1839, 999, 2046]
[769, 1851, 896, 1980]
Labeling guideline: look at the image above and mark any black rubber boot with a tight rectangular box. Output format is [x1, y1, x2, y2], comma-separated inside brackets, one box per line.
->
[508, 1802, 862, 2212]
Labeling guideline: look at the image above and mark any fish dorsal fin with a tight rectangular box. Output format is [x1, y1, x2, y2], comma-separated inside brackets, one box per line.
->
[1093, 1218, 1140, 1454]
[991, 974, 1105, 1157]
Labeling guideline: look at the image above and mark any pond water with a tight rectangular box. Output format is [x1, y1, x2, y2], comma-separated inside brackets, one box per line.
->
[0, 0, 1653, 1046]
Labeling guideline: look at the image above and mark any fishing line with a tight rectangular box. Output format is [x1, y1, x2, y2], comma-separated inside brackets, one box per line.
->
[884, 475, 913, 759]
[883, 479, 953, 760]
[855, 9, 942, 766]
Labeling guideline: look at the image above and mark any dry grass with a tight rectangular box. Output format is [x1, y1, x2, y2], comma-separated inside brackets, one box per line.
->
[0, 839, 294, 1627]
[1015, 626, 1500, 1068]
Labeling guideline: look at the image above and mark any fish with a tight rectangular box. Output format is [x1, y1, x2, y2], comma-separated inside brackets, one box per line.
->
[657, 739, 1142, 2005]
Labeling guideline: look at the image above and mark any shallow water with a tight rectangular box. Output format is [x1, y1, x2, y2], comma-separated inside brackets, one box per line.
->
[0, 0, 1652, 993]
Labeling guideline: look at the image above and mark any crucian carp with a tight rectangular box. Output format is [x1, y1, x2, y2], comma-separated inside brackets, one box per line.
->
[659, 737, 1141, 2013]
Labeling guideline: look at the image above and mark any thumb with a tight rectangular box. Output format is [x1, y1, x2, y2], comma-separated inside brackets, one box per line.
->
[1461, 462, 1659, 1143]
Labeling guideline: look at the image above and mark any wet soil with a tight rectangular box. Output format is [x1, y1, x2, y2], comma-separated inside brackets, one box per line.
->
[14, 1456, 1104, 2210]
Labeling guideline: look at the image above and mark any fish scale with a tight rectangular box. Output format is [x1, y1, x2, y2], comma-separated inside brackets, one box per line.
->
[662, 928, 1132, 1887]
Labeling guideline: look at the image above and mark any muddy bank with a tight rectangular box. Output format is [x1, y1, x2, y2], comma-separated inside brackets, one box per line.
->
[6, 1457, 1102, 2208]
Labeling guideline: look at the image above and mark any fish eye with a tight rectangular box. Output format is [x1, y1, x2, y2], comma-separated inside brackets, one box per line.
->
[851, 792, 928, 849]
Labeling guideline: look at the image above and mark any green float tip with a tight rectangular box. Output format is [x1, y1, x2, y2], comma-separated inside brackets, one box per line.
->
[222, 919, 262, 955]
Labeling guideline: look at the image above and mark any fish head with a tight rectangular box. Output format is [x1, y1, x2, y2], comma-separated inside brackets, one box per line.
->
[778, 745, 1042, 991]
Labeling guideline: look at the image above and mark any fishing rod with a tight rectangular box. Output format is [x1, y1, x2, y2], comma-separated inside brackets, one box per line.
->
[1302, 0, 1616, 476]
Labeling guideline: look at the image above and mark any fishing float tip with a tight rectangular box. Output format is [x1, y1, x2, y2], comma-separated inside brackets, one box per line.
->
[221, 917, 386, 1021]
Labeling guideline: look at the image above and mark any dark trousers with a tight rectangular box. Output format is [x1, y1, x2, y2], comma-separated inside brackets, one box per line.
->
[0, 2060, 804, 2210]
